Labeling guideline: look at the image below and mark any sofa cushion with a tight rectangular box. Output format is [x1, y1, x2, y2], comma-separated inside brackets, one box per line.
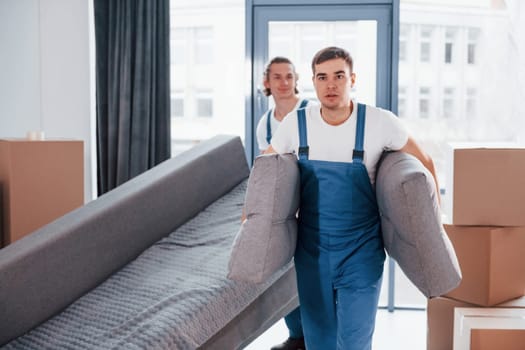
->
[375, 151, 461, 298]
[228, 153, 299, 284]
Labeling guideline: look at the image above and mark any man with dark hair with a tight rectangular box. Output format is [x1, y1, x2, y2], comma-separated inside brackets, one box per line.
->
[265, 46, 439, 349]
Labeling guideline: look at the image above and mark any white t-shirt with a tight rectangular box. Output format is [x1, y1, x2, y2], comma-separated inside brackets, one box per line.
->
[256, 99, 315, 151]
[271, 102, 409, 183]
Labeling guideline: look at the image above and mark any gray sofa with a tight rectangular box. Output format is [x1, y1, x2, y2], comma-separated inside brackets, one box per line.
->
[0, 135, 299, 349]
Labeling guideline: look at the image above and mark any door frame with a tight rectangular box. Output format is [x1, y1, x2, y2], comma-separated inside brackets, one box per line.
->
[245, 0, 399, 163]
[245, 0, 402, 312]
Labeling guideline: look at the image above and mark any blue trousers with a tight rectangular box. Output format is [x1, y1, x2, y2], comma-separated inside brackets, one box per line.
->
[284, 307, 303, 338]
[295, 255, 383, 350]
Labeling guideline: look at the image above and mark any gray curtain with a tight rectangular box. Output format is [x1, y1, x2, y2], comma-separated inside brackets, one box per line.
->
[95, 0, 171, 195]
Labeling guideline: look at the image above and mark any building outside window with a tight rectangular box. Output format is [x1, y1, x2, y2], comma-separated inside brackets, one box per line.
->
[169, 1, 245, 156]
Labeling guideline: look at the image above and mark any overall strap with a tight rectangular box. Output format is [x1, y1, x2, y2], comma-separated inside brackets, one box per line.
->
[297, 108, 309, 160]
[353, 103, 366, 163]
[265, 109, 273, 144]
[299, 99, 308, 109]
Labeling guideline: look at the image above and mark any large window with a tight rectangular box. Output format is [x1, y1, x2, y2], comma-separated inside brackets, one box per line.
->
[397, 0, 523, 308]
[399, 0, 519, 190]
[169, 0, 245, 156]
[168, 0, 524, 310]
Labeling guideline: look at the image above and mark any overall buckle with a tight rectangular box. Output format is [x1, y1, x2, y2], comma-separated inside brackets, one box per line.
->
[298, 146, 309, 157]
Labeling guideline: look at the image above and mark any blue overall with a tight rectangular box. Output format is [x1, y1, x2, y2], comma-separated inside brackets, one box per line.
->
[294, 104, 385, 350]
[266, 98, 308, 339]
[266, 99, 309, 144]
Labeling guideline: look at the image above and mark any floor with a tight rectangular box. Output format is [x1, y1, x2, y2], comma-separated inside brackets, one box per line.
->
[244, 308, 427, 350]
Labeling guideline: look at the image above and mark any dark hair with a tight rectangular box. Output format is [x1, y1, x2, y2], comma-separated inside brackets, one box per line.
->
[311, 46, 353, 74]
[263, 56, 299, 96]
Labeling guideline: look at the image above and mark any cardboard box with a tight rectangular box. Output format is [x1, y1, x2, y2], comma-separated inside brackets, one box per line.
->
[471, 329, 525, 350]
[444, 225, 525, 306]
[0, 139, 83, 246]
[444, 144, 525, 226]
[427, 297, 476, 350]
[454, 307, 525, 350]
[427, 296, 525, 350]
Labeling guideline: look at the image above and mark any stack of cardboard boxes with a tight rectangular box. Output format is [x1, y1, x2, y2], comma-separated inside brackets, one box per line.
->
[427, 145, 525, 350]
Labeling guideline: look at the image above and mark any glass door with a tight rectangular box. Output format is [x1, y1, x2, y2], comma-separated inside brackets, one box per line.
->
[246, 1, 396, 161]
[266, 20, 378, 108]
[246, 0, 408, 311]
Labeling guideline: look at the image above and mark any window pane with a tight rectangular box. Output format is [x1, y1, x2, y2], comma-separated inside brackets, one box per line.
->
[194, 27, 213, 65]
[169, 1, 245, 156]
[466, 87, 477, 118]
[420, 42, 430, 62]
[419, 26, 432, 62]
[171, 28, 186, 65]
[419, 87, 430, 119]
[399, 1, 520, 223]
[299, 23, 326, 62]
[442, 87, 455, 119]
[171, 97, 184, 117]
[269, 20, 377, 106]
[419, 99, 429, 118]
[467, 43, 476, 64]
[421, 26, 432, 38]
[398, 86, 407, 118]
[196, 98, 212, 117]
[467, 28, 480, 65]
[444, 42, 452, 63]
[399, 40, 407, 62]
[196, 89, 213, 117]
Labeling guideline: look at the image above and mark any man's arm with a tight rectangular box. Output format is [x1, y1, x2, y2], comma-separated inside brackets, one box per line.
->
[399, 136, 441, 204]
[263, 145, 277, 154]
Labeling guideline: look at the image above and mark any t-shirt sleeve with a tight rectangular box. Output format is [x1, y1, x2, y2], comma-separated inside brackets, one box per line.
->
[381, 110, 409, 151]
[270, 110, 298, 154]
[255, 114, 269, 151]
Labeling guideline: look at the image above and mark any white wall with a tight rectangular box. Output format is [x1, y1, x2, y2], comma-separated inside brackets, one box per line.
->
[0, 0, 95, 201]
[0, 0, 41, 134]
